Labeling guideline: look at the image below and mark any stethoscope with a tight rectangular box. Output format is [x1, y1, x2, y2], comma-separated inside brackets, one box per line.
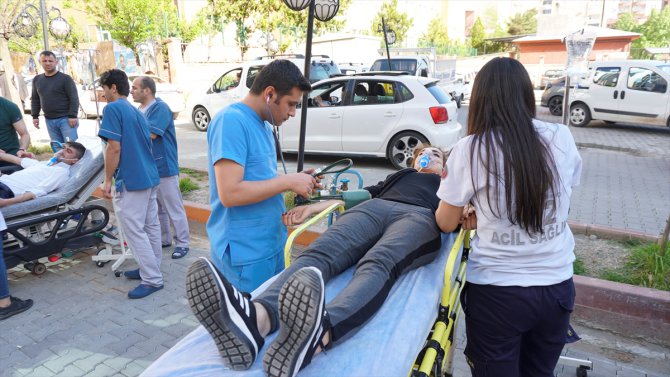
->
[265, 95, 288, 174]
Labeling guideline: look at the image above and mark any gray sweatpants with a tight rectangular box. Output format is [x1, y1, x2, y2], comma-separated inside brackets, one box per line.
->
[254, 198, 441, 342]
[157, 175, 190, 248]
[114, 186, 163, 287]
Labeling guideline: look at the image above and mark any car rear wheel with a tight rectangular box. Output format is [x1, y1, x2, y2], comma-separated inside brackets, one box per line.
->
[569, 103, 591, 128]
[548, 96, 563, 116]
[192, 107, 210, 132]
[386, 131, 428, 170]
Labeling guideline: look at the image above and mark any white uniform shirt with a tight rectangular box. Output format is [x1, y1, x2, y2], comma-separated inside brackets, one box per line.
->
[0, 210, 6, 232]
[437, 120, 583, 286]
[0, 158, 70, 198]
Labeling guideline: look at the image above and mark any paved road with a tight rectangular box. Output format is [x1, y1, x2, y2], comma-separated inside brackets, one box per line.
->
[173, 99, 670, 237]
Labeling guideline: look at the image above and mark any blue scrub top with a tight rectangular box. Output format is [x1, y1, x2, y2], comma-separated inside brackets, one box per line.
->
[206, 102, 287, 268]
[99, 98, 159, 191]
[144, 98, 179, 177]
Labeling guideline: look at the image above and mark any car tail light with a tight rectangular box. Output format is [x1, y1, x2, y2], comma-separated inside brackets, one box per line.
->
[429, 106, 448, 124]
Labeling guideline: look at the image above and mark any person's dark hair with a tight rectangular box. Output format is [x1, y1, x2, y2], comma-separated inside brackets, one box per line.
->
[413, 145, 448, 167]
[64, 141, 86, 159]
[100, 69, 130, 96]
[39, 50, 56, 59]
[249, 60, 311, 98]
[467, 57, 557, 234]
[138, 76, 156, 95]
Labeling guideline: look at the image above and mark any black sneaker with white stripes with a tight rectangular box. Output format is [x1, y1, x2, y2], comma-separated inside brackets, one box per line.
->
[263, 266, 331, 377]
[186, 258, 264, 370]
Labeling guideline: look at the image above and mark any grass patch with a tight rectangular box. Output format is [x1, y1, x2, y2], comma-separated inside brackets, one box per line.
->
[599, 243, 669, 291]
[179, 167, 207, 180]
[28, 144, 53, 155]
[179, 177, 200, 194]
[573, 258, 586, 275]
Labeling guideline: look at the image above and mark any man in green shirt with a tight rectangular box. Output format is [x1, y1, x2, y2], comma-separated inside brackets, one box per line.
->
[0, 96, 32, 173]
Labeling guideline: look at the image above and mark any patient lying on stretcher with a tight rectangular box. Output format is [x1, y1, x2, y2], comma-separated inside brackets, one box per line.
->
[185, 146, 449, 377]
[0, 141, 86, 207]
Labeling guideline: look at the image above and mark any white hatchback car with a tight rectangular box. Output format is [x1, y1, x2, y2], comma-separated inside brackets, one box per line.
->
[569, 60, 670, 128]
[191, 55, 340, 131]
[279, 72, 463, 169]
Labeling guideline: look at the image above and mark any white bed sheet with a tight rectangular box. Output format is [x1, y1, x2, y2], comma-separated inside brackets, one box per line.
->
[143, 232, 460, 377]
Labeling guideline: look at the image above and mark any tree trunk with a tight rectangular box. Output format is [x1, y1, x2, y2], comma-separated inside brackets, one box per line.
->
[659, 213, 669, 256]
[0, 37, 22, 107]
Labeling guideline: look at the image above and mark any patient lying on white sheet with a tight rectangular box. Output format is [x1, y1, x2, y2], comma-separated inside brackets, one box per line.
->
[0, 141, 86, 207]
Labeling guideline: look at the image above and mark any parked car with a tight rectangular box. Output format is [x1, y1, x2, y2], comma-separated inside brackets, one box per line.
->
[25, 74, 186, 120]
[370, 56, 432, 77]
[191, 54, 340, 131]
[569, 60, 670, 128]
[539, 69, 564, 89]
[540, 77, 566, 116]
[279, 72, 464, 169]
[338, 62, 369, 75]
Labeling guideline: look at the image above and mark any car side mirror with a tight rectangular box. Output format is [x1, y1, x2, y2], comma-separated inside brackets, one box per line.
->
[330, 96, 339, 104]
[420, 68, 428, 77]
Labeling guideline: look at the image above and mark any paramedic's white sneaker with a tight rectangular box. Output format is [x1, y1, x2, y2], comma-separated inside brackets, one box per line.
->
[186, 258, 264, 370]
[263, 266, 330, 377]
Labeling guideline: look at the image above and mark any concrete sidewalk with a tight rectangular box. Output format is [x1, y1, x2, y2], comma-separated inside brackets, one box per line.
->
[2, 224, 669, 377]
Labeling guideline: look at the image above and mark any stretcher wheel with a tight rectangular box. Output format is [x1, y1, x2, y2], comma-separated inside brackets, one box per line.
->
[114, 271, 122, 277]
[31, 263, 47, 275]
[95, 247, 111, 268]
[576, 366, 588, 377]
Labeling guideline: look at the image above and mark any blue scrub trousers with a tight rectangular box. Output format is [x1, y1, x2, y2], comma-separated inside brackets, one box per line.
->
[218, 244, 284, 293]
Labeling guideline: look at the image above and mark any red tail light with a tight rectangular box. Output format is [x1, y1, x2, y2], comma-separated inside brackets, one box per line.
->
[429, 106, 449, 124]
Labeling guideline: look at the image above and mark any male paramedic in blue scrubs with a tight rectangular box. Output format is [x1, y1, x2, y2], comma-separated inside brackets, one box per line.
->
[206, 60, 317, 292]
[98, 69, 163, 299]
[131, 76, 191, 260]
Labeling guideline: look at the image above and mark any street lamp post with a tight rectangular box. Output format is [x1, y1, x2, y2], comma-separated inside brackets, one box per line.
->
[377, 17, 396, 69]
[282, 0, 339, 172]
[12, 1, 71, 51]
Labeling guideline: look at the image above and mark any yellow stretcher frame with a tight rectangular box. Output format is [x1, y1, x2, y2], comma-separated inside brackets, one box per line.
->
[283, 202, 345, 267]
[282, 206, 592, 377]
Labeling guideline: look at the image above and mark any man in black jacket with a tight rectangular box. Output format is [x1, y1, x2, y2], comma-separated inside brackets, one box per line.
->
[31, 51, 79, 150]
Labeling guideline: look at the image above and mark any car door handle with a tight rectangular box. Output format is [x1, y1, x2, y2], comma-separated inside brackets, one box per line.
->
[613, 90, 618, 99]
[383, 112, 397, 117]
[327, 114, 341, 119]
[621, 90, 625, 99]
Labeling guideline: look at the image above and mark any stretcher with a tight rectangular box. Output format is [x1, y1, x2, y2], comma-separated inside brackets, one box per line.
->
[3, 136, 111, 274]
[143, 203, 592, 377]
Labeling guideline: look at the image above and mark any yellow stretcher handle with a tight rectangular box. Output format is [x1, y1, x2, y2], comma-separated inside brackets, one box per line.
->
[284, 202, 345, 267]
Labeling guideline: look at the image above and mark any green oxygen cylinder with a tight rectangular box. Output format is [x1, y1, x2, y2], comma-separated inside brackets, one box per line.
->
[341, 190, 371, 210]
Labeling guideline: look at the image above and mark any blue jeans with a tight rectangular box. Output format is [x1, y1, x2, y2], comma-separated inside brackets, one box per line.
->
[46, 117, 78, 150]
[0, 233, 9, 300]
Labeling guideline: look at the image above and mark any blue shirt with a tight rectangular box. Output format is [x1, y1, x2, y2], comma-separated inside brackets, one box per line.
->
[98, 98, 159, 191]
[143, 98, 179, 177]
[207, 102, 287, 268]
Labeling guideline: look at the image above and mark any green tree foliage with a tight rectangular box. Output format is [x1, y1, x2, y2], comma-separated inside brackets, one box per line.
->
[208, 0, 260, 60]
[470, 17, 485, 54]
[79, 0, 177, 65]
[612, 12, 638, 32]
[635, 7, 670, 49]
[506, 8, 537, 36]
[178, 11, 208, 45]
[419, 17, 449, 47]
[371, 0, 413, 45]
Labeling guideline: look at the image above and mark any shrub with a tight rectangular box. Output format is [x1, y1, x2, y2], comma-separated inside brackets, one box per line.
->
[179, 177, 199, 194]
[600, 243, 669, 291]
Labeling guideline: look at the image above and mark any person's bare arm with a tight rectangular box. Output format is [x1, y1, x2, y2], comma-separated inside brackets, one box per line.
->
[13, 119, 32, 158]
[101, 140, 121, 199]
[435, 200, 464, 233]
[0, 151, 22, 165]
[214, 159, 318, 208]
[0, 192, 36, 207]
[282, 199, 344, 226]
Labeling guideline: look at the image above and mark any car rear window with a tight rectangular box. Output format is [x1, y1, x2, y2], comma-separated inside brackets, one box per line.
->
[425, 83, 450, 104]
[310, 63, 341, 82]
[371, 59, 418, 75]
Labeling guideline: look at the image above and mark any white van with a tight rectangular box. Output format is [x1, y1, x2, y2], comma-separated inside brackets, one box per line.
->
[569, 60, 670, 128]
[191, 54, 340, 131]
